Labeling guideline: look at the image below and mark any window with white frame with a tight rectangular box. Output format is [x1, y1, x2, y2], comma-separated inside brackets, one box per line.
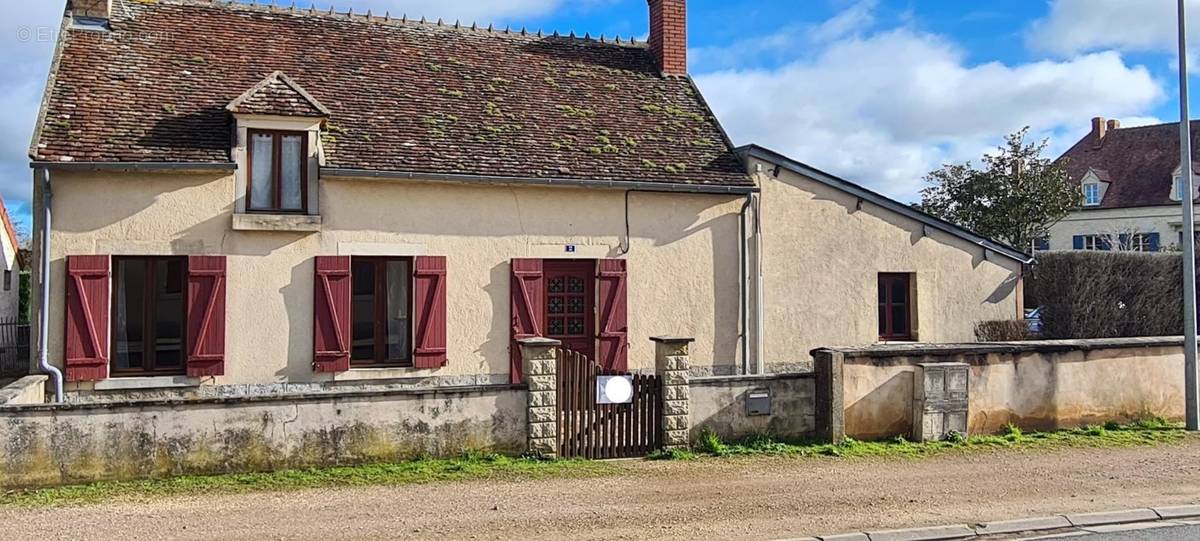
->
[1081, 235, 1106, 251]
[1082, 183, 1101, 206]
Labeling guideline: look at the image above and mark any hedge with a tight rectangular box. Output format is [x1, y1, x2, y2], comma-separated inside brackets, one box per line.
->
[1025, 251, 1183, 339]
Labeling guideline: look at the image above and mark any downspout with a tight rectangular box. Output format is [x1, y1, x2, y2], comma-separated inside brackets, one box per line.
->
[739, 194, 752, 375]
[37, 167, 63, 403]
[753, 193, 765, 374]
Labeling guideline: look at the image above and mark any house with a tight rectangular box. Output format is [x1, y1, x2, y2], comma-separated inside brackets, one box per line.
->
[26, 0, 1028, 401]
[1047, 117, 1199, 252]
[0, 197, 23, 322]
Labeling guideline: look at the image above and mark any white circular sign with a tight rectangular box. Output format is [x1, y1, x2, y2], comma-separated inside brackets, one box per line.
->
[602, 376, 634, 404]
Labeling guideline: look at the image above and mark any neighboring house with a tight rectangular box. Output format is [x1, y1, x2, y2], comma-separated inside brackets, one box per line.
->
[27, 0, 1028, 397]
[0, 197, 24, 321]
[1047, 117, 1200, 252]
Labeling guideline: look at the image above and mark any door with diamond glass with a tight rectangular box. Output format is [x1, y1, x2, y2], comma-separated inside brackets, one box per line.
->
[543, 260, 595, 359]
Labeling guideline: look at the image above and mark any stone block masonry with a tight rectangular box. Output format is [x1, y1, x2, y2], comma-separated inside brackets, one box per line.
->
[518, 337, 561, 458]
[653, 337, 693, 450]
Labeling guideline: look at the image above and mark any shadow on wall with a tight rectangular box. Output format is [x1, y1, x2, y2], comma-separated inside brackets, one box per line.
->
[690, 377, 817, 442]
[845, 370, 913, 441]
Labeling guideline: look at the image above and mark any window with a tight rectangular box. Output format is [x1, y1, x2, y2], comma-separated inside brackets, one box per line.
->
[1080, 235, 1107, 251]
[350, 257, 412, 366]
[248, 130, 307, 213]
[1082, 183, 1101, 206]
[112, 256, 187, 375]
[1177, 177, 1189, 202]
[1127, 233, 1152, 252]
[878, 273, 913, 341]
[3, 270, 11, 291]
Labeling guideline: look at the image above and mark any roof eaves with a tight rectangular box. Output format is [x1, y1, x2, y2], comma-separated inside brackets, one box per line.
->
[30, 161, 238, 173]
[738, 144, 1033, 264]
[321, 168, 759, 194]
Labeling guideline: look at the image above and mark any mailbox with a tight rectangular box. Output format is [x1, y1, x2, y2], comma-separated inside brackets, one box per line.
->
[747, 389, 771, 416]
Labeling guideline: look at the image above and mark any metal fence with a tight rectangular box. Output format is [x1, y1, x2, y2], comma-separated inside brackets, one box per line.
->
[0, 317, 30, 378]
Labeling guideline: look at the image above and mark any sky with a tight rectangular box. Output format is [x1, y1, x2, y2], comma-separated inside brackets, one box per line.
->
[1, 0, 1199, 234]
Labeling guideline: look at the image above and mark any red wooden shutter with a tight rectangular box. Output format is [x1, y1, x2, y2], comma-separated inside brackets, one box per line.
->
[314, 256, 351, 373]
[186, 255, 227, 377]
[510, 258, 544, 383]
[413, 256, 448, 369]
[597, 259, 629, 372]
[65, 255, 110, 381]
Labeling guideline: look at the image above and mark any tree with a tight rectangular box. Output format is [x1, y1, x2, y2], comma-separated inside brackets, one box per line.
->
[919, 128, 1078, 251]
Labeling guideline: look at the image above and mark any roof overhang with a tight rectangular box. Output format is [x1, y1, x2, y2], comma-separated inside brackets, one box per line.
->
[738, 144, 1033, 264]
[321, 168, 759, 195]
[30, 162, 237, 173]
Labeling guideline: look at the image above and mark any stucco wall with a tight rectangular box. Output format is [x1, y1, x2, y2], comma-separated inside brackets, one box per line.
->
[0, 384, 525, 488]
[689, 373, 815, 441]
[39, 170, 745, 386]
[832, 338, 1185, 441]
[1048, 205, 1184, 251]
[747, 157, 1025, 369]
[0, 209, 20, 321]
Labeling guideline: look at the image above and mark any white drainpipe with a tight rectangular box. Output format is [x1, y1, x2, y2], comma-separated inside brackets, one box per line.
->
[753, 193, 765, 374]
[36, 167, 64, 403]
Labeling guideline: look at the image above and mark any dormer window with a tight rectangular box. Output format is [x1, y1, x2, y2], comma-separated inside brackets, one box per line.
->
[226, 71, 330, 231]
[248, 130, 308, 213]
[1082, 183, 1101, 206]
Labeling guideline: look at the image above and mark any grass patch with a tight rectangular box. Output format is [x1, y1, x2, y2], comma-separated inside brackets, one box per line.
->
[1, 452, 616, 509]
[684, 419, 1189, 459]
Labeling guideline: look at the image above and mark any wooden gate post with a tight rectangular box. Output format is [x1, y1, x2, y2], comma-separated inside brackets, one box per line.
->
[652, 336, 693, 450]
[518, 337, 561, 458]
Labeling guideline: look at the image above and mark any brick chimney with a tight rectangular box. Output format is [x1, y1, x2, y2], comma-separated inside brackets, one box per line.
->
[648, 0, 687, 76]
[69, 0, 111, 20]
[1091, 117, 1108, 149]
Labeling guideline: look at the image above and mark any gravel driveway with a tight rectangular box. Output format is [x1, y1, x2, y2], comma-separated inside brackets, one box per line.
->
[4, 440, 1200, 540]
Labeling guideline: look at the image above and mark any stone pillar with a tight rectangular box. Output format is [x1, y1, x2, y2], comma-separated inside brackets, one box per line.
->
[652, 336, 693, 450]
[813, 349, 846, 444]
[518, 337, 560, 458]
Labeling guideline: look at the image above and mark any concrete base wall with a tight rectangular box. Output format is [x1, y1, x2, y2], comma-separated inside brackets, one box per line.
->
[0, 376, 47, 406]
[0, 384, 525, 488]
[824, 338, 1185, 441]
[689, 373, 815, 442]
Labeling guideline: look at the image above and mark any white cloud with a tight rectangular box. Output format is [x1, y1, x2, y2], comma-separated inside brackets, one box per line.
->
[696, 22, 1164, 202]
[1028, 0, 1200, 56]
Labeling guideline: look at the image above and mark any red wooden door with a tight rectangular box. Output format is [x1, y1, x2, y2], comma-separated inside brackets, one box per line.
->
[544, 260, 595, 359]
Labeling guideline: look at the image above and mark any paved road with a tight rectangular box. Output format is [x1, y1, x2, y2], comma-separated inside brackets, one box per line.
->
[1028, 522, 1200, 540]
[4, 440, 1200, 540]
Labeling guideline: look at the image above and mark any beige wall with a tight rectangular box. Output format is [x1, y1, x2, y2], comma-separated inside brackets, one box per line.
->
[41, 170, 745, 386]
[1048, 205, 1184, 251]
[747, 157, 1025, 368]
[839, 341, 1185, 440]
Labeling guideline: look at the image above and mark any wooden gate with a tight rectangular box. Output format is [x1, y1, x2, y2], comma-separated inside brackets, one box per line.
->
[556, 348, 662, 459]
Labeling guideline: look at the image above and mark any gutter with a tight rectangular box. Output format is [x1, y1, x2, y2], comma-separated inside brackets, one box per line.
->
[29, 162, 237, 173]
[321, 168, 759, 195]
[35, 167, 63, 403]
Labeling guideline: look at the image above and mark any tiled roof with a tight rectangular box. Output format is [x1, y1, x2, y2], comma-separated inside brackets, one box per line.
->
[32, 0, 752, 188]
[226, 71, 331, 117]
[1058, 120, 1200, 209]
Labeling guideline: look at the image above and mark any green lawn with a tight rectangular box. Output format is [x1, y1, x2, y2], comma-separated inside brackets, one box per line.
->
[2, 420, 1189, 508]
[652, 418, 1190, 460]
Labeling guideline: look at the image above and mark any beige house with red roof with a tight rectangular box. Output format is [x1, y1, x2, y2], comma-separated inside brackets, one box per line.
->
[1047, 117, 1200, 252]
[26, 0, 1028, 402]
